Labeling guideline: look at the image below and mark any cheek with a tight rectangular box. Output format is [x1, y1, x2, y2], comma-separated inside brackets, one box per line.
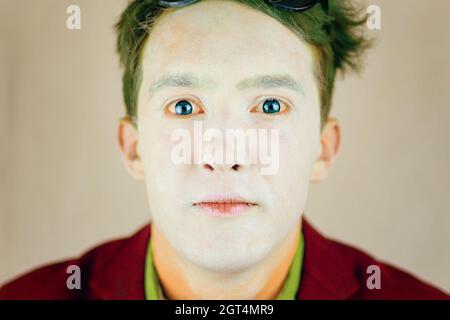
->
[281, 129, 317, 172]
[138, 121, 175, 181]
[139, 118, 197, 197]
[263, 152, 310, 230]
[270, 137, 311, 198]
[265, 108, 320, 210]
[279, 109, 320, 174]
[139, 125, 168, 167]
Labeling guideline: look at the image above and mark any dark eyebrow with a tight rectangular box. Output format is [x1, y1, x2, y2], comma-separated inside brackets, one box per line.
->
[149, 72, 305, 97]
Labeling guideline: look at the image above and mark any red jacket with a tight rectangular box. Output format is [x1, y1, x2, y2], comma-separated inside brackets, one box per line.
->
[1, 218, 448, 300]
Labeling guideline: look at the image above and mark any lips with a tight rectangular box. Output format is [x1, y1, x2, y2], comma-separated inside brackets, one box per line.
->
[193, 195, 257, 217]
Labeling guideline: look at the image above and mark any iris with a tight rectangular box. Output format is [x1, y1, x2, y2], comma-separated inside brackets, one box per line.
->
[175, 100, 193, 115]
[262, 99, 281, 114]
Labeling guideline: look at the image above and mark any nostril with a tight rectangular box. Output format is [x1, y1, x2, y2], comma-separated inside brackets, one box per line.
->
[232, 164, 240, 171]
[203, 164, 214, 171]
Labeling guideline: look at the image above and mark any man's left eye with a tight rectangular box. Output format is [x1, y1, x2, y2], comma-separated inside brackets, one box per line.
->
[251, 98, 288, 115]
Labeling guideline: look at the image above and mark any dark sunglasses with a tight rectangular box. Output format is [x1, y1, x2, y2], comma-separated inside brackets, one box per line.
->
[158, 0, 329, 14]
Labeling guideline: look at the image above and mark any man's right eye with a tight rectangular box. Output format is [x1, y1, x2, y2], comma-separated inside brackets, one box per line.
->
[167, 99, 204, 117]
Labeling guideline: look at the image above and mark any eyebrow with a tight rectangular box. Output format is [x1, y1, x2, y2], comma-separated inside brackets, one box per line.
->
[236, 74, 305, 96]
[148, 72, 215, 99]
[149, 72, 305, 97]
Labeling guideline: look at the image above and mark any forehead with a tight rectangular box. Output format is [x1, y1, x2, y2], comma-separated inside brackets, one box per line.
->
[141, 0, 316, 90]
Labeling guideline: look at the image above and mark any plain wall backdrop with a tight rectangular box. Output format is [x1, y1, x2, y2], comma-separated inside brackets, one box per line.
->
[0, 0, 449, 292]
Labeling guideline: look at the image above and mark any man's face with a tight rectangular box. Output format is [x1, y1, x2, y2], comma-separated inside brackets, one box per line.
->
[135, 0, 322, 272]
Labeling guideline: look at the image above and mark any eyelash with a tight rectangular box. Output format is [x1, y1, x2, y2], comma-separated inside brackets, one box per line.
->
[165, 96, 204, 117]
[164, 96, 291, 117]
[250, 97, 290, 115]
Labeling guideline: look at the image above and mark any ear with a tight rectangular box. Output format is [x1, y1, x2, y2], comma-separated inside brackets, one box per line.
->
[117, 117, 145, 181]
[310, 117, 341, 183]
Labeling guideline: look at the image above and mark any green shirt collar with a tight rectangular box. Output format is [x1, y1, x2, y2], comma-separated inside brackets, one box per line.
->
[144, 231, 304, 300]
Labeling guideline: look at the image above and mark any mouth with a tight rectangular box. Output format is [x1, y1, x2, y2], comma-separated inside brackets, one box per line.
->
[192, 195, 258, 217]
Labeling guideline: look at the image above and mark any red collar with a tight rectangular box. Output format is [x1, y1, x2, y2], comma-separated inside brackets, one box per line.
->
[89, 217, 361, 300]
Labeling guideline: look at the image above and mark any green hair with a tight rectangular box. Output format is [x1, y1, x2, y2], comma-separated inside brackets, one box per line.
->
[115, 0, 372, 129]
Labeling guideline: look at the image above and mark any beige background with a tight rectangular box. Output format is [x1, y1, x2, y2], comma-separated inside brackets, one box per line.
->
[0, 0, 449, 292]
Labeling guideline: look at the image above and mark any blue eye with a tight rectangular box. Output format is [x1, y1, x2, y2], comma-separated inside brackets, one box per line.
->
[174, 100, 193, 115]
[250, 98, 289, 115]
[262, 99, 281, 114]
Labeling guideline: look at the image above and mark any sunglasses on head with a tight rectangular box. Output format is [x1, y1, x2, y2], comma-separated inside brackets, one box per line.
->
[157, 0, 329, 13]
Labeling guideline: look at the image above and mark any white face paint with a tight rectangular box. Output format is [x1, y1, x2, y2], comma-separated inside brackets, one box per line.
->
[136, 0, 321, 272]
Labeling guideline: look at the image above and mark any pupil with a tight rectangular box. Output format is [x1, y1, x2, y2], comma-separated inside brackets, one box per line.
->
[175, 100, 192, 115]
[263, 99, 281, 113]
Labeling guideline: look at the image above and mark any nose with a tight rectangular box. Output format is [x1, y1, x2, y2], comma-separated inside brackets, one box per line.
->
[194, 117, 251, 174]
[202, 162, 242, 172]
[200, 138, 247, 173]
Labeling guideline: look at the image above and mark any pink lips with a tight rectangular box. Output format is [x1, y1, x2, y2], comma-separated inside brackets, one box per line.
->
[193, 195, 257, 217]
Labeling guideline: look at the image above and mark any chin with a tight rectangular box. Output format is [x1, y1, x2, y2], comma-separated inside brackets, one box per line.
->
[177, 227, 276, 273]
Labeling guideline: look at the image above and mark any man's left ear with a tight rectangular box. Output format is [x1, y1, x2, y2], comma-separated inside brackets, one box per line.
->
[117, 117, 145, 181]
[310, 117, 341, 182]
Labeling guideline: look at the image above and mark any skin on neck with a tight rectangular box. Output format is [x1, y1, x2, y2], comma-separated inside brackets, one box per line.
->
[151, 219, 301, 300]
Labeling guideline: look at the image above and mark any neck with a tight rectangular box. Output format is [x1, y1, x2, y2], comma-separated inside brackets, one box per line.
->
[151, 220, 301, 300]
